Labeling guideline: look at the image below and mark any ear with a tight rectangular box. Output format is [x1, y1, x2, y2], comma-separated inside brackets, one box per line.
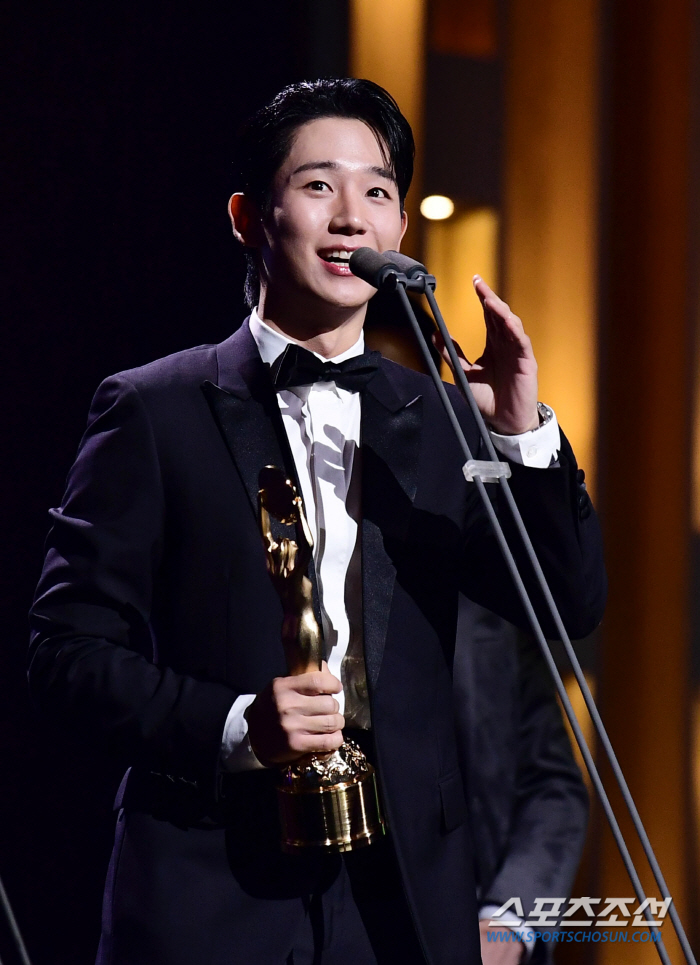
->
[396, 209, 409, 249]
[228, 193, 265, 247]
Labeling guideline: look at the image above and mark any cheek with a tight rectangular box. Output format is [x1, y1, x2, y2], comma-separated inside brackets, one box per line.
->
[271, 196, 325, 243]
[374, 210, 406, 249]
[267, 213, 323, 271]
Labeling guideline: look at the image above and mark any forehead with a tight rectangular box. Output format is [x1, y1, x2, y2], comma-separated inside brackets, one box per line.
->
[278, 116, 390, 178]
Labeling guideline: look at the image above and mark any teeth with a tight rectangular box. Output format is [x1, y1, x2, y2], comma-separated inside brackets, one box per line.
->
[324, 250, 352, 262]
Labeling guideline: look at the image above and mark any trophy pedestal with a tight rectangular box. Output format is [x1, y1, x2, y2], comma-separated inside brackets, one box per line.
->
[277, 740, 385, 853]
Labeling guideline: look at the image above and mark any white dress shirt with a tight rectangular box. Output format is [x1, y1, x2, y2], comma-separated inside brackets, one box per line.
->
[220, 309, 562, 772]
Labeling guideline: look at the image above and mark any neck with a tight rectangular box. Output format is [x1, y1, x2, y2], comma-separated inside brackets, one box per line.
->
[257, 288, 367, 358]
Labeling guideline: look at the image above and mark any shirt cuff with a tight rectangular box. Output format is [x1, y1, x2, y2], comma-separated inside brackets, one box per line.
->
[220, 694, 266, 772]
[489, 406, 561, 468]
[480, 905, 536, 961]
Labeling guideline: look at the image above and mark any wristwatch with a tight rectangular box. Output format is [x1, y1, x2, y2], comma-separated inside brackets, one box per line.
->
[537, 402, 553, 427]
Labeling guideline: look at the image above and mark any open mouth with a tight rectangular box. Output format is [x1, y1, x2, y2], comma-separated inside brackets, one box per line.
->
[320, 249, 354, 265]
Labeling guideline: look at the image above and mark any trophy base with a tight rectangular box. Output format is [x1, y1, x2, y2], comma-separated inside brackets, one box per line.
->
[277, 741, 385, 853]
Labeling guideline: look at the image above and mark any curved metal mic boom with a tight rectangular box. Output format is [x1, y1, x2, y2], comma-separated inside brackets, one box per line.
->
[349, 245, 695, 965]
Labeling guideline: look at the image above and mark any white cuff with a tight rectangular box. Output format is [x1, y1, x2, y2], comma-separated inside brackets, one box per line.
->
[220, 694, 266, 772]
[489, 406, 561, 468]
[479, 905, 536, 960]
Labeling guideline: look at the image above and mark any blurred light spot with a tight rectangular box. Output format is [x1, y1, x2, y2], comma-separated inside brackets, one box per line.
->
[420, 195, 455, 220]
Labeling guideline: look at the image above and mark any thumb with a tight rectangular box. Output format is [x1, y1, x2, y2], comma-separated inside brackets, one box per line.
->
[431, 330, 471, 368]
[320, 661, 343, 692]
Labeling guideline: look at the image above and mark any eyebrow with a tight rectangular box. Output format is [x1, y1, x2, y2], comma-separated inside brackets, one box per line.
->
[290, 160, 397, 184]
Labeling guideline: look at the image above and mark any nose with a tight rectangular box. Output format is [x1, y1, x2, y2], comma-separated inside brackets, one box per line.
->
[328, 187, 367, 236]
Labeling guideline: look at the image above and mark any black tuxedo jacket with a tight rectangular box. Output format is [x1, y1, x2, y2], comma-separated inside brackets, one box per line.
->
[29, 320, 606, 964]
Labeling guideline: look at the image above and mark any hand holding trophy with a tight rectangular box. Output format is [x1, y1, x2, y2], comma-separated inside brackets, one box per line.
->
[258, 465, 385, 853]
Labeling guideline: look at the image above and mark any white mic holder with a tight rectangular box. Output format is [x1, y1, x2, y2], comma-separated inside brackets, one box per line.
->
[462, 459, 511, 483]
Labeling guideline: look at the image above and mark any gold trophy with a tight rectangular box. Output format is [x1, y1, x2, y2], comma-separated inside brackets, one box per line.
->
[258, 465, 385, 853]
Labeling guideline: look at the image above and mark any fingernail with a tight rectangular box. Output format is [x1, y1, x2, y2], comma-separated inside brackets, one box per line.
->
[473, 274, 481, 284]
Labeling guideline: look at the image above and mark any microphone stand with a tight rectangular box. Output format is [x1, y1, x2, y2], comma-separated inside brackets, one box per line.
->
[0, 871, 32, 965]
[349, 248, 695, 965]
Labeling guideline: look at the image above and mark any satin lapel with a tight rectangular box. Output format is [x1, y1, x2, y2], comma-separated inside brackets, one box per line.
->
[361, 365, 423, 690]
[201, 321, 323, 625]
[201, 323, 291, 521]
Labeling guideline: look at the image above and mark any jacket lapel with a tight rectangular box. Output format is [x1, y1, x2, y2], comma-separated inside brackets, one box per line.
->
[201, 321, 323, 625]
[201, 321, 291, 519]
[361, 364, 423, 689]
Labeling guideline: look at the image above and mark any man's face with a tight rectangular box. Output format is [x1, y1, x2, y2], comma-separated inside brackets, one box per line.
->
[259, 116, 408, 313]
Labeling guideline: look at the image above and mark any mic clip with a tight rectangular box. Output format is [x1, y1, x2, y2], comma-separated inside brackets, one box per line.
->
[348, 248, 436, 293]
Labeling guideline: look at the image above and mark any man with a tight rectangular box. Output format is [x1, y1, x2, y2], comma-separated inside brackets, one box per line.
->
[456, 597, 589, 964]
[29, 78, 605, 964]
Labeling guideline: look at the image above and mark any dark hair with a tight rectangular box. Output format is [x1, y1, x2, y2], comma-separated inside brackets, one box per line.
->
[237, 77, 415, 308]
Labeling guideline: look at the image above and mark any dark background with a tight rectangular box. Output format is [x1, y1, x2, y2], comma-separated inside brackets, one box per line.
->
[3, 5, 349, 962]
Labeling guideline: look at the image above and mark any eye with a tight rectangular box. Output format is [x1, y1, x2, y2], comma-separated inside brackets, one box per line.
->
[367, 186, 391, 199]
[305, 180, 331, 192]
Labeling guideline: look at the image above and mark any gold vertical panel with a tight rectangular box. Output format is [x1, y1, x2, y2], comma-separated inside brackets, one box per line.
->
[558, 671, 597, 794]
[503, 0, 599, 490]
[424, 208, 499, 379]
[349, 0, 426, 258]
[595, 0, 693, 958]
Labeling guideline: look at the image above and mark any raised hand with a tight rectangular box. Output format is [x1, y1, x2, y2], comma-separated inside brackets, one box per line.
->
[434, 275, 539, 436]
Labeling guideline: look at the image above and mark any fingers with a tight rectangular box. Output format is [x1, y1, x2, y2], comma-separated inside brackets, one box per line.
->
[271, 672, 345, 755]
[474, 274, 509, 313]
[276, 687, 345, 755]
[296, 711, 346, 735]
[286, 728, 345, 756]
[276, 691, 345, 756]
[272, 678, 341, 716]
[473, 274, 529, 346]
[289, 667, 343, 697]
[247, 672, 346, 765]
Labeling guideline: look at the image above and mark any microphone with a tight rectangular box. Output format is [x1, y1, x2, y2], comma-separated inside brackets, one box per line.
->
[382, 250, 428, 278]
[349, 248, 435, 294]
[348, 248, 402, 289]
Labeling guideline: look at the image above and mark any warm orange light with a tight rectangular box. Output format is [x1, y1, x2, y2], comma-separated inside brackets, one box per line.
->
[503, 0, 599, 489]
[349, 0, 426, 256]
[424, 207, 498, 377]
[559, 671, 597, 792]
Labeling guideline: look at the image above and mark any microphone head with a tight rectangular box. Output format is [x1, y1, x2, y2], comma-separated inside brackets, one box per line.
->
[382, 250, 428, 278]
[349, 248, 401, 289]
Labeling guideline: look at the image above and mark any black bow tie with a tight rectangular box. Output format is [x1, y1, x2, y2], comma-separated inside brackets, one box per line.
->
[270, 343, 381, 393]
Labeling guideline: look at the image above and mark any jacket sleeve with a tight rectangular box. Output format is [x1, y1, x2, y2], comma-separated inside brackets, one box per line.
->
[28, 375, 238, 788]
[459, 420, 607, 641]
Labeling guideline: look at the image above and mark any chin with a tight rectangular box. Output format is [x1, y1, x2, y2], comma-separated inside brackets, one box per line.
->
[314, 280, 374, 312]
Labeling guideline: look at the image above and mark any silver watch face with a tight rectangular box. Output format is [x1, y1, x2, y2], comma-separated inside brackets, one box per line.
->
[537, 402, 552, 425]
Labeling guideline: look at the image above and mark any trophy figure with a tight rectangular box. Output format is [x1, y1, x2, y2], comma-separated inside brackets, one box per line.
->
[258, 465, 385, 853]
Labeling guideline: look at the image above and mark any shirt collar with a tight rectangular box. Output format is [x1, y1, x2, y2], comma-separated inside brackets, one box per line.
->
[249, 307, 365, 368]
